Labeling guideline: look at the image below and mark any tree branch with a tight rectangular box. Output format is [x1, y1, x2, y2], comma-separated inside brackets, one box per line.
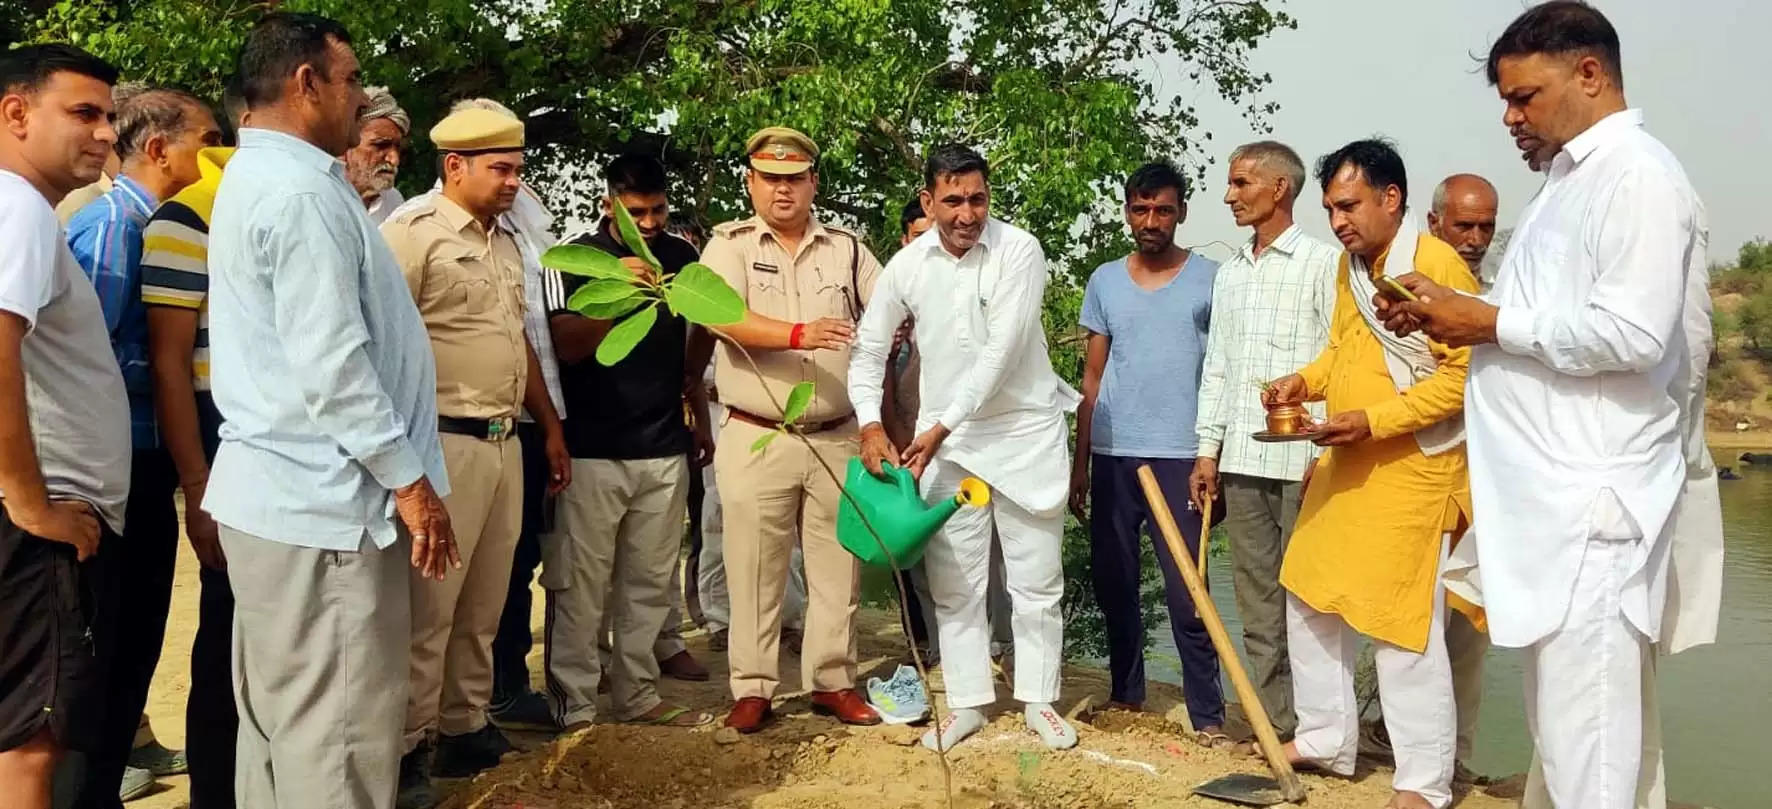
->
[872, 116, 923, 174]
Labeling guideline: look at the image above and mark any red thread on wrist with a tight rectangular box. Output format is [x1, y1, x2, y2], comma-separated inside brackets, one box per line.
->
[790, 322, 807, 349]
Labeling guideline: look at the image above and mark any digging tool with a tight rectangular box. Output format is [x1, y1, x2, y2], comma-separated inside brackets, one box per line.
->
[1137, 465, 1307, 806]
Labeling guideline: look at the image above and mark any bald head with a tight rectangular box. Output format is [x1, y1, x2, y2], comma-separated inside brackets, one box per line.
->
[1427, 174, 1499, 270]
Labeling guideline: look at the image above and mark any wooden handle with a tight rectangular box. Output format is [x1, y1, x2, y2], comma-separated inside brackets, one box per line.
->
[1198, 497, 1212, 588]
[1194, 496, 1211, 619]
[1138, 465, 1307, 803]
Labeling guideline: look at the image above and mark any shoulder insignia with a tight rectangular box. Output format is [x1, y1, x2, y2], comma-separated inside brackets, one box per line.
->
[712, 220, 757, 238]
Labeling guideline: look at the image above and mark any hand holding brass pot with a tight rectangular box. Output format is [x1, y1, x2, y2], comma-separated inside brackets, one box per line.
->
[1260, 374, 1313, 435]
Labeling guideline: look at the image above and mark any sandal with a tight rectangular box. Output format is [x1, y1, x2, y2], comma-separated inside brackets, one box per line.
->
[627, 705, 714, 728]
[1194, 729, 1237, 750]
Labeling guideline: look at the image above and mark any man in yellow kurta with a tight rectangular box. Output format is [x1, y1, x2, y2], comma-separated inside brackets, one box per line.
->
[1265, 140, 1476, 809]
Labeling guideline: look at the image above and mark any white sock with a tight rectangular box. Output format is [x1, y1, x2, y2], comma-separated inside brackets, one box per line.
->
[921, 708, 986, 752]
[1025, 703, 1077, 750]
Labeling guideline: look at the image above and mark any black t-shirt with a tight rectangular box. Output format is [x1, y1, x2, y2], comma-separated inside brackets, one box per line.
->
[556, 223, 700, 460]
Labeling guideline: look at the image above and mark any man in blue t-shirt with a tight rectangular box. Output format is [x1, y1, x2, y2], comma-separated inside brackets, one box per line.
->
[1071, 160, 1227, 745]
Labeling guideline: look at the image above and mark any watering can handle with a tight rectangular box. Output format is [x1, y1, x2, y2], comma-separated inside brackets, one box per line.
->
[886, 463, 920, 499]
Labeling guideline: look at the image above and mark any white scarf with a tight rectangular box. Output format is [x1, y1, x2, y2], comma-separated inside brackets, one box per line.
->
[1346, 218, 1464, 456]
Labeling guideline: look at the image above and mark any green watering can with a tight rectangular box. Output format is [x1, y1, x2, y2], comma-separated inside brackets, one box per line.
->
[836, 457, 991, 570]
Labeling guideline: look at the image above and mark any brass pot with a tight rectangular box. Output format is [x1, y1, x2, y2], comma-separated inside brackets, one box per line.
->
[1266, 404, 1308, 435]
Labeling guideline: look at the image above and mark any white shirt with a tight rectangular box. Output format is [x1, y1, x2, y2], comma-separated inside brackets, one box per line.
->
[1465, 109, 1701, 647]
[1194, 224, 1338, 481]
[365, 186, 405, 225]
[850, 219, 1077, 514]
[1662, 198, 1724, 654]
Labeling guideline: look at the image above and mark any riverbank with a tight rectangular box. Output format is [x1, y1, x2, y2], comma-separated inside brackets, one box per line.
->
[134, 538, 1539, 809]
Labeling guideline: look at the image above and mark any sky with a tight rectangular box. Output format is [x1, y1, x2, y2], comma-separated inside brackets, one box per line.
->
[1162, 0, 1769, 265]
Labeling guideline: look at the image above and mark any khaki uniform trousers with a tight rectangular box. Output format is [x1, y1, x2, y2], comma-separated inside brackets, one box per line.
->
[404, 433, 523, 751]
[714, 415, 861, 700]
[541, 456, 688, 725]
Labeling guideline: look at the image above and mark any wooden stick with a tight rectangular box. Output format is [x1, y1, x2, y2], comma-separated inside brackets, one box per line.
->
[1138, 465, 1307, 803]
[1194, 496, 1212, 619]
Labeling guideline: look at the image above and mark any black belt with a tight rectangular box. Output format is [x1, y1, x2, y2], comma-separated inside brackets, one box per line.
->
[439, 415, 516, 441]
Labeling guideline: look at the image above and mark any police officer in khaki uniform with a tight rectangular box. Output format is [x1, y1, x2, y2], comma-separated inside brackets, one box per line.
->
[380, 107, 569, 806]
[696, 127, 885, 732]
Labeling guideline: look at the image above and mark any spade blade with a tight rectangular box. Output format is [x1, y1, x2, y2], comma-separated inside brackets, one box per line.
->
[1191, 773, 1292, 806]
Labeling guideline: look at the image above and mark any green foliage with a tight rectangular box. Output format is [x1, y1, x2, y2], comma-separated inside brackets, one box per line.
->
[1738, 238, 1772, 273]
[665, 263, 745, 326]
[545, 244, 632, 281]
[1708, 359, 1756, 403]
[1733, 286, 1772, 361]
[594, 302, 657, 367]
[569, 279, 642, 307]
[781, 380, 814, 425]
[25, 0, 1293, 285]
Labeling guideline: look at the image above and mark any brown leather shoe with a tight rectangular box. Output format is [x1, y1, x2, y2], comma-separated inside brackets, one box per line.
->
[725, 697, 775, 734]
[659, 650, 710, 681]
[810, 690, 882, 726]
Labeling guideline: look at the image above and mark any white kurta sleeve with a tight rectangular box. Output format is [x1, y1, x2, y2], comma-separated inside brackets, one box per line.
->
[1493, 166, 1690, 377]
[938, 235, 1048, 429]
[849, 254, 906, 429]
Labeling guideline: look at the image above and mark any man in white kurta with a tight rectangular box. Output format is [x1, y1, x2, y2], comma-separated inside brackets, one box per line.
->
[1518, 200, 1723, 809]
[1384, 7, 1704, 806]
[850, 144, 1078, 752]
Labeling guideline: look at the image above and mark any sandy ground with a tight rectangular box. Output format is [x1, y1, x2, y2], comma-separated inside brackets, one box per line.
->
[131, 537, 1538, 809]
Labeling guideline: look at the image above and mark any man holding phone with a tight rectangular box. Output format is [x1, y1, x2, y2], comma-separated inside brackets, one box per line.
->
[1262, 139, 1476, 809]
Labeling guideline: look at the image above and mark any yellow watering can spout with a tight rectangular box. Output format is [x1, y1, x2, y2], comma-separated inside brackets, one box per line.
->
[836, 458, 990, 570]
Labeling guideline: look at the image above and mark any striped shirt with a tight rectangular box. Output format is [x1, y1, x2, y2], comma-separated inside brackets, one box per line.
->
[66, 174, 158, 449]
[1194, 224, 1339, 482]
[141, 148, 232, 392]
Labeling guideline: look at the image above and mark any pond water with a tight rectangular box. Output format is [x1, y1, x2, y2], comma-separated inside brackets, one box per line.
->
[861, 464, 1772, 807]
[1181, 467, 1772, 809]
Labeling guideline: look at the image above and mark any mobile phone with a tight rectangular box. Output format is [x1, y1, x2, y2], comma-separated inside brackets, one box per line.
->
[1378, 275, 1419, 302]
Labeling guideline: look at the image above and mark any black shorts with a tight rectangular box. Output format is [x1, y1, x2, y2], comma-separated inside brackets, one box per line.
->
[0, 508, 102, 753]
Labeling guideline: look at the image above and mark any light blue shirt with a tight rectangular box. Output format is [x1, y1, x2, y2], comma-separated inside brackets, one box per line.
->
[204, 128, 447, 551]
[1080, 252, 1218, 459]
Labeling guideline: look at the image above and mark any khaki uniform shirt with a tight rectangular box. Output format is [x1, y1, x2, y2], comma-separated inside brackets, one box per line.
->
[382, 194, 529, 421]
[701, 215, 882, 423]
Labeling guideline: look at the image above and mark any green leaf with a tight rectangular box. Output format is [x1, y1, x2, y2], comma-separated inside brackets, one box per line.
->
[542, 244, 631, 281]
[595, 304, 658, 366]
[569, 279, 641, 306]
[664, 262, 745, 326]
[781, 381, 814, 425]
[749, 429, 780, 452]
[571, 295, 646, 321]
[609, 197, 660, 271]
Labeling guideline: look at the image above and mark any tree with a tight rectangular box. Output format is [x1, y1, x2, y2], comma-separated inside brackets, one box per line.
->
[23, 0, 1293, 268]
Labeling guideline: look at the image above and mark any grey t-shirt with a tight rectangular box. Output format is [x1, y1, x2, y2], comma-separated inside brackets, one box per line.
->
[1079, 252, 1219, 459]
[0, 170, 131, 532]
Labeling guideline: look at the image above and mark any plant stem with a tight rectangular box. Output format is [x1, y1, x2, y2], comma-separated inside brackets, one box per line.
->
[709, 329, 956, 809]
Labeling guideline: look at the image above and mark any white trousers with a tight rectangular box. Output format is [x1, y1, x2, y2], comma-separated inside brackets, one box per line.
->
[921, 458, 1064, 709]
[694, 401, 806, 633]
[1289, 536, 1455, 808]
[1522, 651, 1665, 809]
[1521, 537, 1648, 809]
